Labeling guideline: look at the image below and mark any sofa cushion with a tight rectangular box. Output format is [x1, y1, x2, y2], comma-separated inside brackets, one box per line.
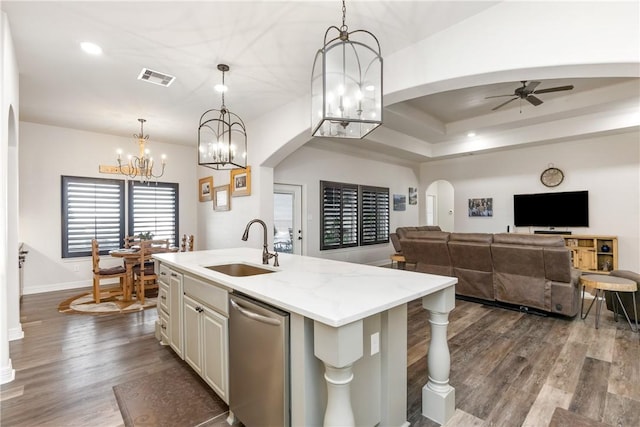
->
[449, 232, 493, 244]
[404, 230, 450, 241]
[491, 243, 550, 310]
[493, 233, 565, 247]
[610, 270, 640, 284]
[543, 247, 573, 283]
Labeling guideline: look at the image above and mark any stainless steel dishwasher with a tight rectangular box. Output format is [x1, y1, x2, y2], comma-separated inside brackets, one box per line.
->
[229, 292, 290, 427]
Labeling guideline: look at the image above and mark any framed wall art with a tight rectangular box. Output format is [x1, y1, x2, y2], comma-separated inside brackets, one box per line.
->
[393, 194, 406, 211]
[468, 197, 493, 217]
[230, 166, 251, 197]
[199, 176, 213, 202]
[408, 187, 417, 205]
[213, 184, 231, 211]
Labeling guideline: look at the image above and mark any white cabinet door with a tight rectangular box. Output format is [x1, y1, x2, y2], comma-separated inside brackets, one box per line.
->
[183, 295, 202, 375]
[169, 269, 183, 357]
[202, 305, 229, 404]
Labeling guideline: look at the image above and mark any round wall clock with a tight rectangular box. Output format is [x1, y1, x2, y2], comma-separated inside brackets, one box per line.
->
[540, 166, 564, 187]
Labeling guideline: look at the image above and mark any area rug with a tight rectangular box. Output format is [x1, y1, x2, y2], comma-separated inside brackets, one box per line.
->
[113, 364, 228, 427]
[58, 288, 157, 315]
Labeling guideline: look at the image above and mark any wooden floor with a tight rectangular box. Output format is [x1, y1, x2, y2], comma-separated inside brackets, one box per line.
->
[2, 288, 640, 426]
[407, 297, 640, 426]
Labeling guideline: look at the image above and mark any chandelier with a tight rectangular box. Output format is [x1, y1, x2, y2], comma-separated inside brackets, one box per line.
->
[311, 0, 383, 139]
[117, 118, 166, 182]
[198, 64, 247, 170]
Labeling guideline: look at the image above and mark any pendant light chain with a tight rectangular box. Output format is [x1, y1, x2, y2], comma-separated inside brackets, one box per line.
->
[221, 69, 226, 111]
[341, 0, 347, 31]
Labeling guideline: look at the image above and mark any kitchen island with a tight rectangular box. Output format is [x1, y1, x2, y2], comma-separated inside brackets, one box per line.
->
[153, 248, 457, 426]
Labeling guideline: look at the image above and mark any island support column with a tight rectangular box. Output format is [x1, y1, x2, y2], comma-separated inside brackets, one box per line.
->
[422, 286, 456, 424]
[314, 319, 363, 427]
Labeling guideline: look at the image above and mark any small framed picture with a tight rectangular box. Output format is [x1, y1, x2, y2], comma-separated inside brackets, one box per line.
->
[468, 197, 493, 217]
[213, 185, 231, 211]
[199, 176, 213, 202]
[230, 166, 251, 197]
[408, 187, 417, 205]
[393, 194, 406, 211]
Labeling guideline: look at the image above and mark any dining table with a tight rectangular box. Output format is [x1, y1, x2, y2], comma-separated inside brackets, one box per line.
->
[109, 245, 179, 301]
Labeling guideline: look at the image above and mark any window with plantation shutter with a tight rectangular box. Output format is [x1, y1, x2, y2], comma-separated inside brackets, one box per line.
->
[128, 181, 179, 247]
[61, 176, 125, 258]
[360, 186, 390, 245]
[320, 181, 358, 250]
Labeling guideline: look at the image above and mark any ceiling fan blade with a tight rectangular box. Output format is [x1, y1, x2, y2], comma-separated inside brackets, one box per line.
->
[526, 95, 543, 106]
[492, 97, 518, 111]
[485, 94, 516, 99]
[533, 84, 574, 94]
[524, 81, 541, 92]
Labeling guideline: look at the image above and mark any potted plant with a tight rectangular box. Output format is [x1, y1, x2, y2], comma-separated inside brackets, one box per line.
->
[137, 231, 154, 240]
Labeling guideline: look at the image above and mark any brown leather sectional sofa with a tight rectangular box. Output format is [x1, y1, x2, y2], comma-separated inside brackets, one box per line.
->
[397, 228, 581, 317]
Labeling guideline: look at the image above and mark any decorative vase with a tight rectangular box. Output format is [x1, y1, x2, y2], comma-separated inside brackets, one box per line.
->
[601, 244, 610, 252]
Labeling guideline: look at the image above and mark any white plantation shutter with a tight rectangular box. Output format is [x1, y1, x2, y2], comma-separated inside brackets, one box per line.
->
[128, 181, 179, 246]
[61, 176, 124, 257]
[360, 186, 390, 245]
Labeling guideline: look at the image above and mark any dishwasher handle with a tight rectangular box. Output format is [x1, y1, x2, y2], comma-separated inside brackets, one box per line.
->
[230, 298, 282, 326]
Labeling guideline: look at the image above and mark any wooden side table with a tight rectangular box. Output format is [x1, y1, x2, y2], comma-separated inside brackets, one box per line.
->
[390, 254, 406, 270]
[580, 274, 638, 332]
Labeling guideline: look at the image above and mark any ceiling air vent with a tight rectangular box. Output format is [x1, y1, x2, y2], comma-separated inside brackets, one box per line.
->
[137, 68, 175, 87]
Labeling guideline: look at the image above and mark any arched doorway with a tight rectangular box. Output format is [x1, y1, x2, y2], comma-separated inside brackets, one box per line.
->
[425, 180, 454, 232]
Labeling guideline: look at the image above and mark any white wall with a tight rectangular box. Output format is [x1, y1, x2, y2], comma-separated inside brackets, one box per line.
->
[18, 122, 197, 294]
[274, 145, 420, 265]
[1, 9, 19, 384]
[420, 131, 640, 271]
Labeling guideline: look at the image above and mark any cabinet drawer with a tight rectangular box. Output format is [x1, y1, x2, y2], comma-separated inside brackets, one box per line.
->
[184, 274, 228, 316]
[158, 310, 170, 343]
[159, 281, 170, 313]
[159, 263, 171, 285]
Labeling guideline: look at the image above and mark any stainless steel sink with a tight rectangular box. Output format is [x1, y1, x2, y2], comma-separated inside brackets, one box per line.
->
[205, 263, 275, 277]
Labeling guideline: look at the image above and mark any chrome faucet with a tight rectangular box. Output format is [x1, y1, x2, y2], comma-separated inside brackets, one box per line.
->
[241, 219, 279, 267]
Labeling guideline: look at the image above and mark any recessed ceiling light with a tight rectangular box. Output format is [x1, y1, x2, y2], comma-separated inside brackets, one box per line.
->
[80, 42, 102, 55]
[467, 131, 476, 137]
[214, 84, 228, 93]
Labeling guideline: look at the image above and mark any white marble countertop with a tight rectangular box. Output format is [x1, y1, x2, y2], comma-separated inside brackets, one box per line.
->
[154, 248, 457, 327]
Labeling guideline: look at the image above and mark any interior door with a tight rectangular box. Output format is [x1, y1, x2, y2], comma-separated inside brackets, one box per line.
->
[273, 184, 303, 255]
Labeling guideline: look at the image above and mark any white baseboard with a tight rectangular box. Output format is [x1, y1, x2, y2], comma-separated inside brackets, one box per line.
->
[0, 360, 15, 385]
[8, 326, 24, 341]
[23, 279, 91, 295]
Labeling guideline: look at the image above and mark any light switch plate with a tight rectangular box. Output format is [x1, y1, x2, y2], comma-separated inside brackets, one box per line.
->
[370, 332, 380, 355]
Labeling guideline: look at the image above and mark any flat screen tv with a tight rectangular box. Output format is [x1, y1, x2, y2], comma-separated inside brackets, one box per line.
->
[513, 190, 589, 227]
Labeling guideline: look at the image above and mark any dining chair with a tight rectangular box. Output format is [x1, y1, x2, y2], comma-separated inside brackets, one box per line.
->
[91, 239, 127, 303]
[123, 235, 140, 249]
[132, 239, 169, 303]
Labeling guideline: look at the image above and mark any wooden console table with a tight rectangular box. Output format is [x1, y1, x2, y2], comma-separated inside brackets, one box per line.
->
[562, 235, 618, 274]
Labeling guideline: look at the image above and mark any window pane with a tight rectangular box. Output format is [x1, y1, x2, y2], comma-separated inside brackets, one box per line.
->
[320, 181, 358, 250]
[61, 176, 124, 258]
[128, 181, 179, 246]
[274, 193, 294, 254]
[360, 186, 389, 246]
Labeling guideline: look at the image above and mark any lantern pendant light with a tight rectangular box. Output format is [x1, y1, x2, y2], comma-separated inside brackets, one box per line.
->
[311, 0, 383, 139]
[198, 64, 247, 170]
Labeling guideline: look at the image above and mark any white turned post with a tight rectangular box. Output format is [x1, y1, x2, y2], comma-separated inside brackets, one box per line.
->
[421, 285, 456, 425]
[314, 320, 363, 427]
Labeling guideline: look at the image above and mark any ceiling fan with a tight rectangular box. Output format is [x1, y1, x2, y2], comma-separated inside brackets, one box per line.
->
[486, 80, 574, 111]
